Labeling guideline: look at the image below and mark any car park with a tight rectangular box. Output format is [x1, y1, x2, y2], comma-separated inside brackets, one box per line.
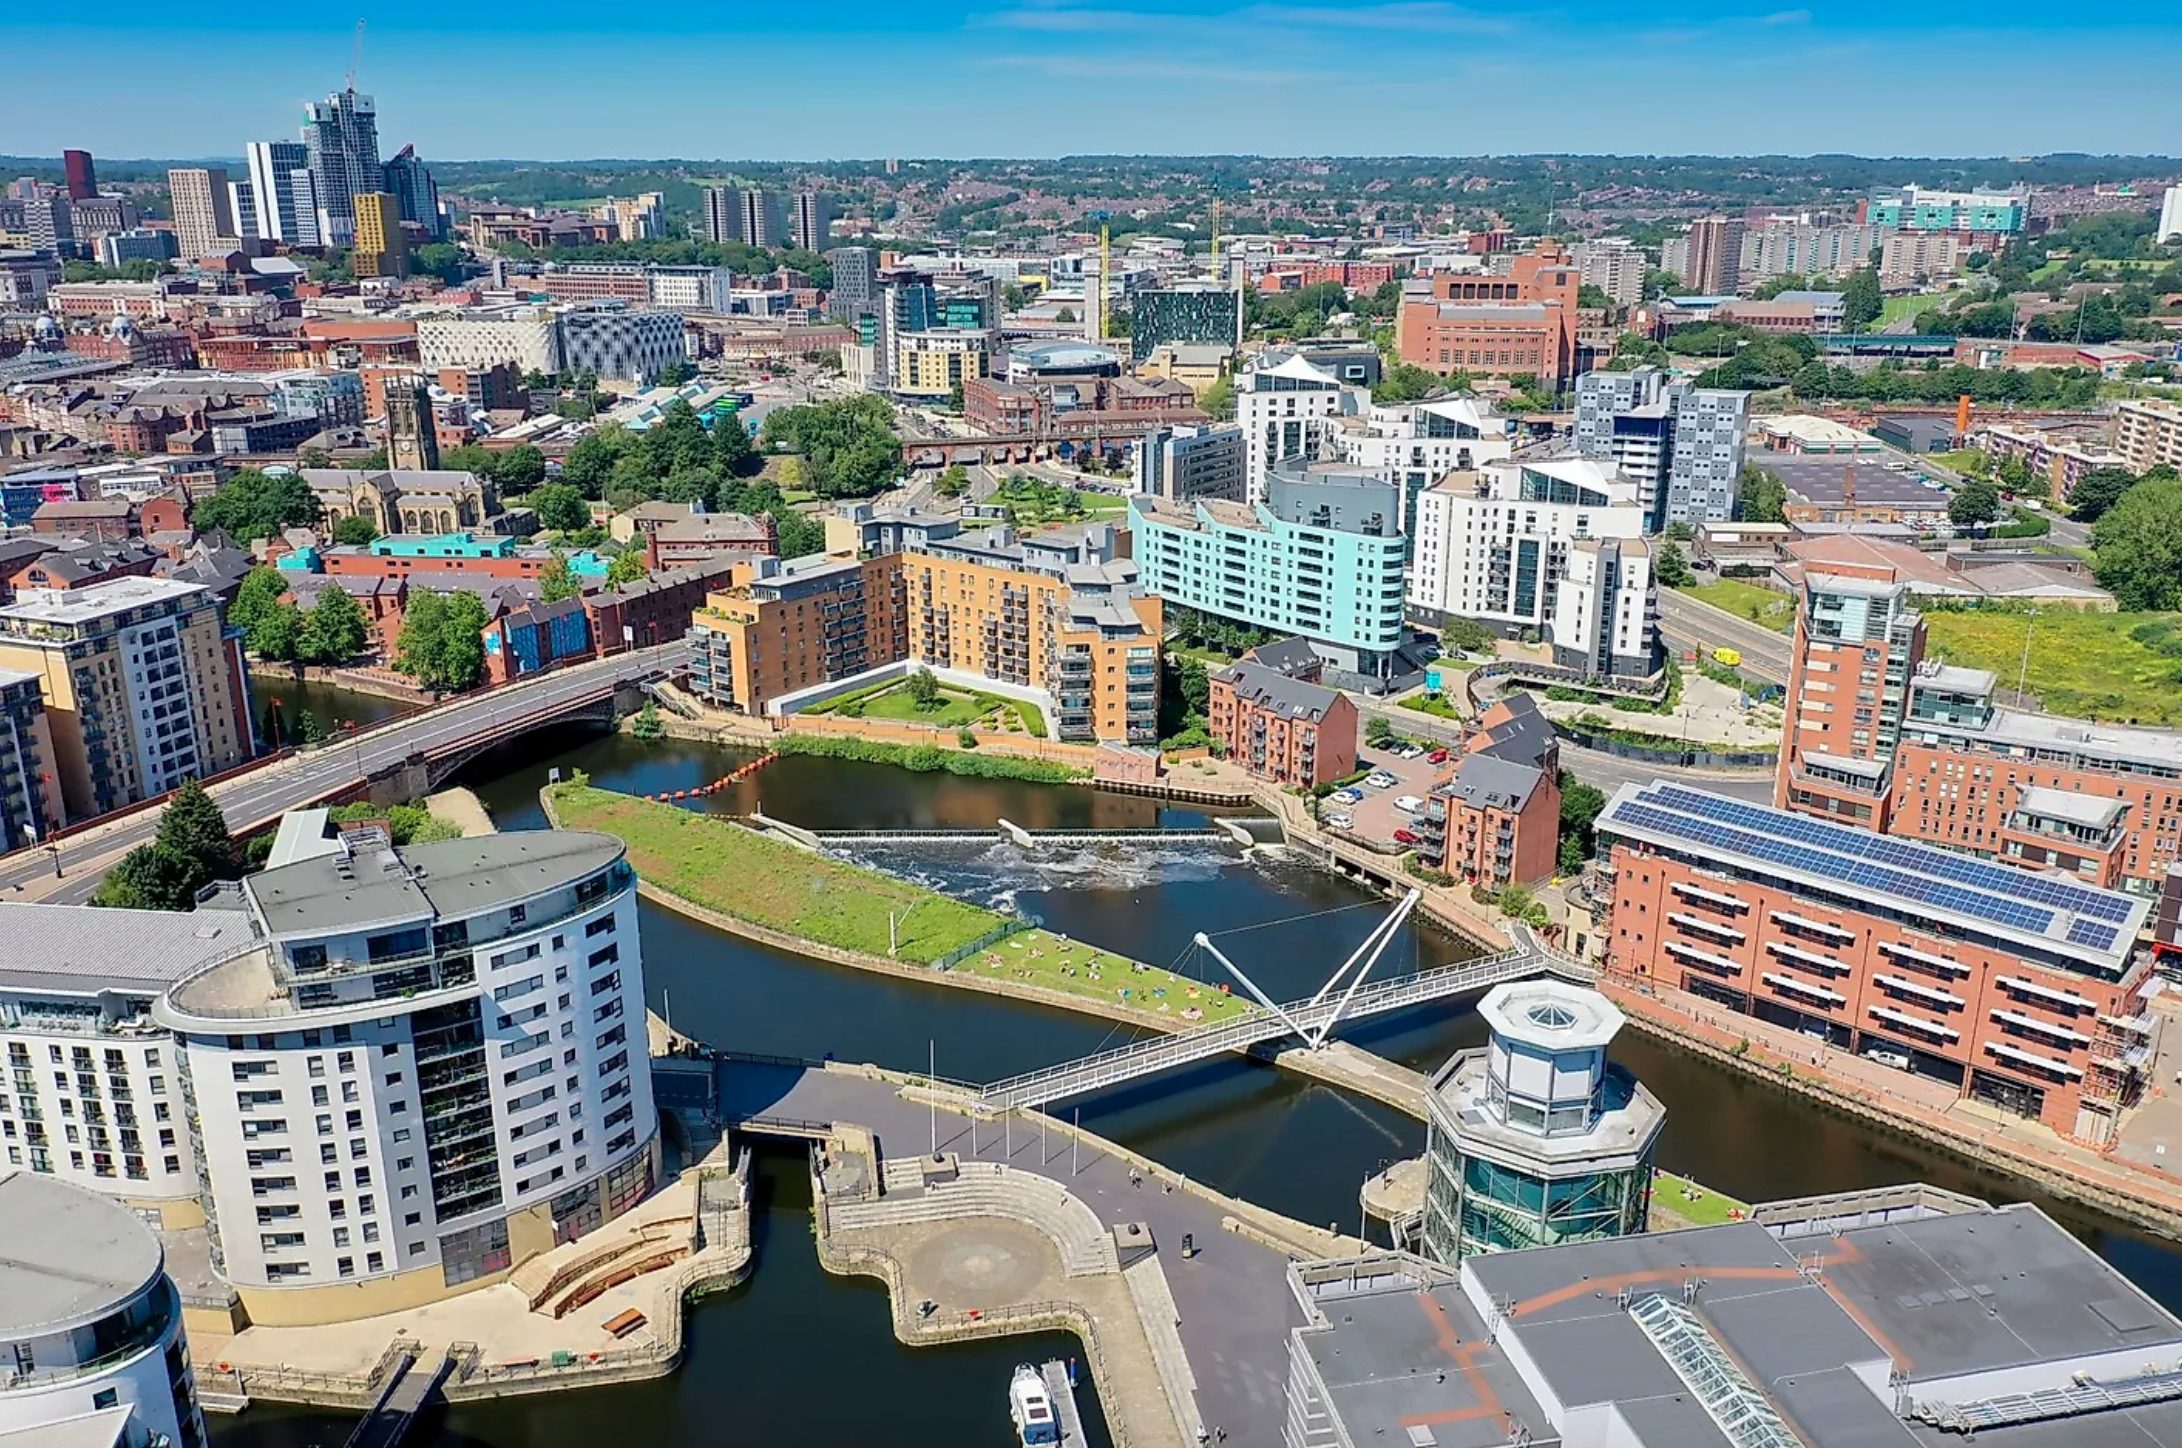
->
[1365, 772, 1399, 790]
[1324, 809, 1354, 829]
[1393, 795, 1425, 814]
[1331, 788, 1365, 805]
[1428, 749, 1449, 763]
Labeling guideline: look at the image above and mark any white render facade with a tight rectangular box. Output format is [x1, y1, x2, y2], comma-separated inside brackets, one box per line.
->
[0, 1173, 205, 1448]
[154, 831, 657, 1296]
[1234, 351, 1365, 504]
[415, 310, 564, 377]
[1328, 396, 1516, 534]
[1550, 536, 1661, 681]
[1408, 457, 1648, 636]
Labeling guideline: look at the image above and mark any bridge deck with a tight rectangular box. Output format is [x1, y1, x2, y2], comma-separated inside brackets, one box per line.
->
[341, 1350, 450, 1448]
[977, 944, 1590, 1110]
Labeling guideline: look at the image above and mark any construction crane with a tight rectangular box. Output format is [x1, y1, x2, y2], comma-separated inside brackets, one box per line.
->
[347, 19, 366, 93]
[1085, 209, 1111, 342]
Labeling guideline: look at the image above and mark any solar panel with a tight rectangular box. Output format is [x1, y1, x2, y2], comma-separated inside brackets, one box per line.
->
[1606, 791, 2153, 949]
[1646, 785, 2134, 925]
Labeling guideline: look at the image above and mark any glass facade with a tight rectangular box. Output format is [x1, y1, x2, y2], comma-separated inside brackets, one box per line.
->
[1423, 1132, 1654, 1261]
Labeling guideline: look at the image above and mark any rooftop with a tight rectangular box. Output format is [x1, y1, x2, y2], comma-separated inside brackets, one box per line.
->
[245, 829, 625, 940]
[0, 574, 208, 628]
[1215, 659, 1342, 722]
[1763, 453, 1953, 511]
[0, 901, 258, 996]
[1597, 781, 2148, 975]
[0, 1173, 166, 1338]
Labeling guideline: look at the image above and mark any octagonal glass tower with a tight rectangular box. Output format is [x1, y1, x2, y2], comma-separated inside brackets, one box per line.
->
[1421, 979, 1665, 1263]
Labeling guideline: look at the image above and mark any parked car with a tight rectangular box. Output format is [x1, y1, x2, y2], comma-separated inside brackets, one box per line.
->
[1324, 809, 1354, 829]
[1393, 795, 1425, 814]
[1428, 749, 1450, 764]
[1392, 828, 1420, 846]
[1331, 788, 1365, 805]
[1365, 772, 1399, 790]
[1862, 1048, 1911, 1071]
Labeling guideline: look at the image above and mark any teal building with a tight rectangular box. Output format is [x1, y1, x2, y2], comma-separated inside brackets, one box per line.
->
[1867, 186, 2027, 236]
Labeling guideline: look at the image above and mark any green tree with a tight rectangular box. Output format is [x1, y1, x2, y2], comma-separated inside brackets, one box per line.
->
[332, 514, 379, 546]
[156, 780, 234, 879]
[1557, 772, 1607, 874]
[251, 602, 305, 662]
[1441, 617, 1496, 656]
[936, 463, 970, 498]
[907, 665, 941, 709]
[494, 444, 549, 491]
[192, 468, 321, 542]
[1735, 465, 1786, 524]
[776, 511, 826, 560]
[229, 566, 290, 638]
[656, 359, 697, 388]
[560, 430, 623, 499]
[2069, 466, 2141, 523]
[395, 590, 490, 692]
[530, 483, 591, 533]
[1995, 452, 2045, 498]
[409, 243, 468, 285]
[297, 709, 325, 746]
[1177, 656, 1210, 716]
[1948, 478, 2003, 528]
[2093, 476, 2182, 611]
[1365, 714, 1395, 746]
[89, 844, 204, 911]
[757, 395, 901, 498]
[1655, 541, 1694, 588]
[1371, 363, 1447, 404]
[301, 586, 369, 663]
[605, 550, 649, 588]
[1198, 375, 1235, 422]
[539, 553, 583, 603]
[1840, 267, 1883, 331]
[1002, 282, 1027, 311]
[631, 700, 666, 742]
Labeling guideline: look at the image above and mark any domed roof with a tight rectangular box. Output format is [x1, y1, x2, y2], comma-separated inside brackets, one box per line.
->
[32, 313, 63, 341]
[109, 312, 139, 340]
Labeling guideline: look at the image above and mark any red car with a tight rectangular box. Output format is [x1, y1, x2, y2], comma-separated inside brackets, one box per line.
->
[1393, 828, 1420, 846]
[1428, 749, 1449, 763]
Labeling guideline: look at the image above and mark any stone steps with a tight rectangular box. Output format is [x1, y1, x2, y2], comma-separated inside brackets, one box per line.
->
[1123, 1254, 1201, 1441]
[833, 1161, 1118, 1276]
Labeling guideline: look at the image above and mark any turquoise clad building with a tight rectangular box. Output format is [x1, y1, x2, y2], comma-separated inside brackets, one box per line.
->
[1129, 458, 1408, 680]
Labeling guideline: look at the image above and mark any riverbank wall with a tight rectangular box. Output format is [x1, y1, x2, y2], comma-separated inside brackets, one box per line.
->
[1600, 975, 2182, 1240]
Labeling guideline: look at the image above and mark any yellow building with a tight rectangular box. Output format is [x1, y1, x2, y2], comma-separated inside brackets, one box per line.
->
[0, 577, 252, 820]
[352, 191, 409, 279]
[892, 329, 991, 400]
[1136, 342, 1233, 397]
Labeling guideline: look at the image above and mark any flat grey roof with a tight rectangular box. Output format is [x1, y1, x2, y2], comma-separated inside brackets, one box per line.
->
[0, 574, 206, 626]
[1765, 454, 1952, 510]
[0, 902, 258, 995]
[0, 1406, 137, 1448]
[247, 830, 624, 939]
[0, 1172, 165, 1337]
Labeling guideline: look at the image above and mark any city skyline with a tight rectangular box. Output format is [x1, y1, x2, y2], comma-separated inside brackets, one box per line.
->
[6, 3, 2182, 159]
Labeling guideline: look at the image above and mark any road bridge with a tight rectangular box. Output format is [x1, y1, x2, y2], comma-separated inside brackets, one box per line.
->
[4, 643, 685, 901]
[977, 913, 1594, 1111]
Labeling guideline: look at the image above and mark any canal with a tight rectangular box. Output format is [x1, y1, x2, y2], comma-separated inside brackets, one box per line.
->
[213, 705, 2182, 1448]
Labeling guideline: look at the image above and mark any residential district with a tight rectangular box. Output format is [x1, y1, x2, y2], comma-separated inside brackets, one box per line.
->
[7, 102, 2182, 1448]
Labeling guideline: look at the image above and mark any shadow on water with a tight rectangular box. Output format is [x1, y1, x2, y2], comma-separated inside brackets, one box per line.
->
[211, 1149, 1111, 1448]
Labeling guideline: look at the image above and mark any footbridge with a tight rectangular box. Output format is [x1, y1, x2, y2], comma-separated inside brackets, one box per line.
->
[976, 906, 1593, 1111]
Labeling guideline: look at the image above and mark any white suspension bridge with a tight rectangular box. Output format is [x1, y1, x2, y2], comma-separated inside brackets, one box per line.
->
[974, 895, 1593, 1111]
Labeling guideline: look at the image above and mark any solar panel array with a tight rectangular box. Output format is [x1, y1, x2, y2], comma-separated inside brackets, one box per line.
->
[1608, 785, 2138, 951]
[1645, 786, 2135, 924]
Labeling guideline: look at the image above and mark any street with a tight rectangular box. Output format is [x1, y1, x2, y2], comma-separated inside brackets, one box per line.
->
[0, 644, 685, 903]
[1658, 589, 1793, 683]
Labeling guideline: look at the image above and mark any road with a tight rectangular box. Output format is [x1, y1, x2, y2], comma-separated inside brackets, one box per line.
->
[1346, 694, 1775, 803]
[1658, 590, 1793, 683]
[3, 644, 685, 904]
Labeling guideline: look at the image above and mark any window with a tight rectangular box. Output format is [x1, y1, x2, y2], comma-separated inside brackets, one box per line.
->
[366, 1251, 384, 1273]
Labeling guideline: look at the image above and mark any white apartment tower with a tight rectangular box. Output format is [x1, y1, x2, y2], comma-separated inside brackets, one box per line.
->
[1550, 536, 1661, 681]
[164, 169, 236, 261]
[154, 830, 658, 1306]
[1329, 395, 1517, 535]
[244, 142, 320, 247]
[2160, 185, 2182, 245]
[1234, 351, 1366, 504]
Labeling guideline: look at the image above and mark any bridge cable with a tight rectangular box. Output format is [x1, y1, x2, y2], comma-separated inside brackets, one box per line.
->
[1198, 897, 1388, 941]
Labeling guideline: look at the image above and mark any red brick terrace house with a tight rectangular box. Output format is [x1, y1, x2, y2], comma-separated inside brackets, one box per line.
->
[1415, 693, 1562, 890]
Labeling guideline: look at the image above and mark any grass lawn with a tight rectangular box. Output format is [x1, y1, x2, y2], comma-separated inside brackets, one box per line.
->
[1931, 448, 1989, 477]
[1922, 609, 2182, 726]
[860, 684, 990, 728]
[1170, 644, 1240, 667]
[550, 785, 1003, 964]
[1400, 693, 1462, 720]
[1874, 293, 1941, 329]
[1653, 1170, 1748, 1227]
[1074, 491, 1131, 515]
[1679, 579, 1796, 634]
[550, 785, 1254, 1022]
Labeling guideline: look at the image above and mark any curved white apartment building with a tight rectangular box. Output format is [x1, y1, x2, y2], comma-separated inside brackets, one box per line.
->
[0, 1172, 204, 1448]
[153, 830, 657, 1325]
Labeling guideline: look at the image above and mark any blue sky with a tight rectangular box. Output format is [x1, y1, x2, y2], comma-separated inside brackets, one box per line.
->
[5, 2, 2180, 161]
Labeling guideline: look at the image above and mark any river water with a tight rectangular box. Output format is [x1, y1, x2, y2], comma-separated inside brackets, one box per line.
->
[209, 702, 2182, 1448]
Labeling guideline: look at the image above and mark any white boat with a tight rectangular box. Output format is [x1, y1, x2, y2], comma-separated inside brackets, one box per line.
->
[1010, 1363, 1061, 1445]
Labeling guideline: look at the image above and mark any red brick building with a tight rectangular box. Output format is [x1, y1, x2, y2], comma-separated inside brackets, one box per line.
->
[1416, 693, 1562, 890]
[1593, 780, 2154, 1142]
[582, 558, 736, 656]
[32, 498, 139, 542]
[1394, 245, 1581, 383]
[645, 513, 777, 571]
[1207, 656, 1357, 789]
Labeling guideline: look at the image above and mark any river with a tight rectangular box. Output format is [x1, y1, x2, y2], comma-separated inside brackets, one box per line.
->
[210, 701, 2182, 1448]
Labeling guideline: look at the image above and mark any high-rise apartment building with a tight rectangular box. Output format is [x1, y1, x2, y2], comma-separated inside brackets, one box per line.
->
[22, 197, 73, 256]
[1774, 567, 1926, 826]
[302, 88, 381, 247]
[790, 191, 832, 251]
[2115, 398, 2182, 475]
[1741, 219, 1890, 282]
[1574, 365, 1750, 527]
[244, 140, 320, 247]
[0, 577, 252, 822]
[1131, 287, 1241, 353]
[0, 1173, 208, 1448]
[1867, 185, 2027, 236]
[165, 168, 236, 260]
[2161, 185, 2182, 244]
[1233, 351, 1365, 504]
[701, 186, 740, 246]
[381, 144, 444, 242]
[1131, 460, 1408, 679]
[154, 829, 658, 1310]
[1570, 237, 1645, 306]
[1326, 395, 1516, 535]
[1683, 214, 1745, 294]
[686, 522, 1160, 745]
[826, 245, 877, 322]
[62, 148, 98, 201]
[739, 190, 784, 249]
[0, 670, 62, 844]
[351, 192, 407, 279]
[1133, 423, 1247, 504]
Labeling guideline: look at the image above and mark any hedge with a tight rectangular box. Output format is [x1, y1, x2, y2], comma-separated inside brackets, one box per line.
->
[776, 732, 1091, 783]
